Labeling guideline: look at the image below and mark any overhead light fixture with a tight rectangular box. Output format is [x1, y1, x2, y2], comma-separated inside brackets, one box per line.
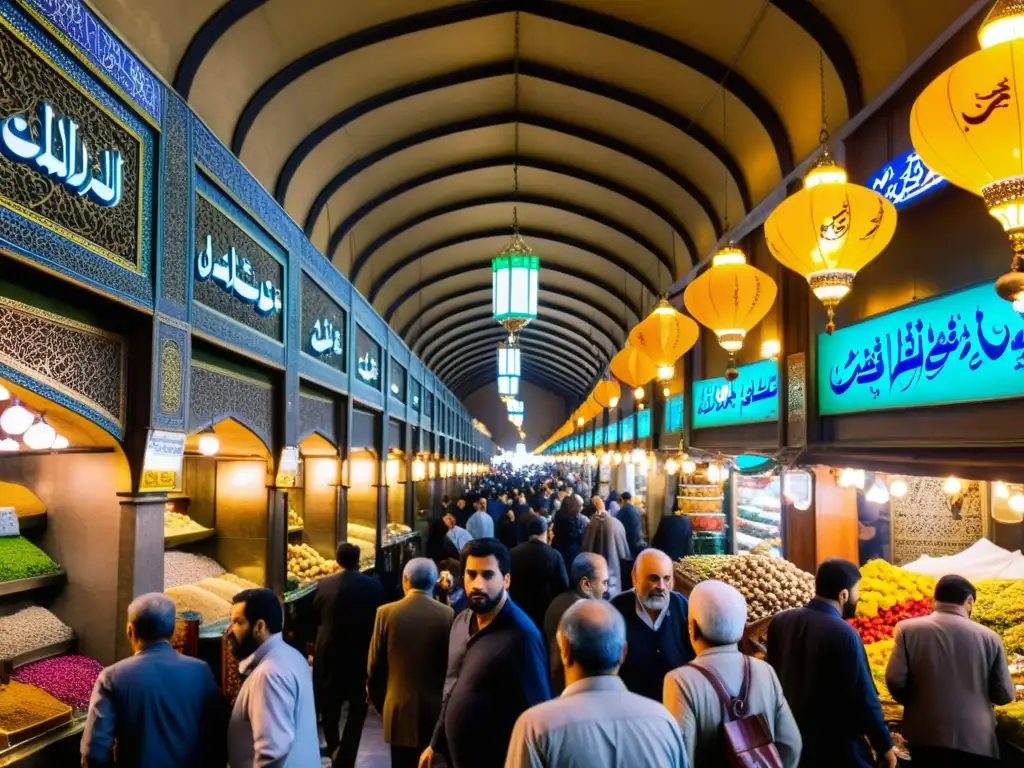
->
[633, 386, 645, 400]
[23, 417, 56, 450]
[761, 339, 781, 360]
[865, 480, 890, 505]
[662, 386, 670, 397]
[0, 400, 34, 436]
[609, 395, 619, 408]
[198, 428, 220, 456]
[665, 458, 679, 475]
[839, 467, 865, 490]
[576, 416, 584, 427]
[706, 463, 722, 483]
[682, 459, 697, 475]
[1011, 494, 1024, 515]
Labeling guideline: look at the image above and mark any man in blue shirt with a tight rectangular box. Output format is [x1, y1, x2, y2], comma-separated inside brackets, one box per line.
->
[81, 593, 227, 768]
[466, 497, 494, 540]
[768, 558, 896, 768]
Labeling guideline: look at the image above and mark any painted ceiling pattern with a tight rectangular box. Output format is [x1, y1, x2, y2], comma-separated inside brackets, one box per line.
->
[92, 0, 970, 403]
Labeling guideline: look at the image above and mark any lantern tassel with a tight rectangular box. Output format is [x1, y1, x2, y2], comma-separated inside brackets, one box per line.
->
[826, 305, 836, 335]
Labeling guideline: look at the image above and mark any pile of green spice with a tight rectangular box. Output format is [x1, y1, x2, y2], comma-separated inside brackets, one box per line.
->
[0, 536, 61, 581]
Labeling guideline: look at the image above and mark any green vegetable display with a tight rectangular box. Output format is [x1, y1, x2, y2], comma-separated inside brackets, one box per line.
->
[0, 537, 60, 582]
[677, 555, 734, 584]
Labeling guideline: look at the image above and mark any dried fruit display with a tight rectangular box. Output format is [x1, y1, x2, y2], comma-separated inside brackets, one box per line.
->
[163, 510, 210, 538]
[711, 555, 815, 621]
[287, 508, 303, 529]
[164, 584, 232, 624]
[13, 654, 103, 711]
[218, 573, 261, 590]
[287, 543, 340, 582]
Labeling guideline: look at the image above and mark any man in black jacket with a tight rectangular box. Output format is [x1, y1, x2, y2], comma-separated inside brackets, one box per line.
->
[510, 516, 569, 632]
[767, 557, 896, 768]
[615, 492, 645, 559]
[610, 548, 694, 701]
[312, 542, 386, 768]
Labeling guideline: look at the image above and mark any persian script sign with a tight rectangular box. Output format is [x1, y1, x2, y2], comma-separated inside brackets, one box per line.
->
[692, 360, 779, 430]
[819, 281, 1024, 415]
[867, 149, 947, 210]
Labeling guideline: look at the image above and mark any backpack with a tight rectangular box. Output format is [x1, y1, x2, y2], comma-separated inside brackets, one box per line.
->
[691, 655, 783, 768]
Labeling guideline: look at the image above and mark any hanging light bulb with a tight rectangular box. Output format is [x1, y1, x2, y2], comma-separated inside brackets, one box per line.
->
[996, 481, 1011, 499]
[198, 428, 220, 456]
[682, 459, 697, 475]
[634, 386, 645, 400]
[889, 479, 909, 498]
[944, 476, 962, 495]
[601, 453, 611, 466]
[0, 438, 18, 452]
[577, 416, 584, 427]
[838, 467, 865, 490]
[665, 458, 679, 475]
[608, 395, 619, 408]
[23, 418, 56, 450]
[706, 463, 722, 483]
[0, 400, 34, 436]
[52, 434, 69, 450]
[657, 365, 675, 381]
[662, 386, 670, 397]
[866, 480, 890, 505]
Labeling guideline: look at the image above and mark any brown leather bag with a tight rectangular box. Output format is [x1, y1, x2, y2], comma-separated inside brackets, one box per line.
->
[691, 655, 783, 768]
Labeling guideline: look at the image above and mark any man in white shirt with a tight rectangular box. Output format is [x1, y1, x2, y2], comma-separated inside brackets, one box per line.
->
[505, 599, 687, 768]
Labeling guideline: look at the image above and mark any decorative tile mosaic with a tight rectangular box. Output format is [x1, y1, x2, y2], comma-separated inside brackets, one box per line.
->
[191, 303, 285, 369]
[17, 0, 161, 122]
[893, 477, 983, 565]
[188, 361, 273, 450]
[299, 393, 336, 445]
[0, 295, 124, 430]
[786, 352, 806, 449]
[160, 94, 189, 311]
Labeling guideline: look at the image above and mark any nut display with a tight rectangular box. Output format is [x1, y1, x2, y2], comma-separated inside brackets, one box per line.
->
[196, 577, 248, 603]
[0, 681, 72, 749]
[218, 573, 261, 590]
[0, 536, 61, 582]
[163, 509, 211, 538]
[287, 508, 304, 529]
[164, 551, 226, 589]
[711, 555, 815, 621]
[164, 584, 232, 624]
[13, 654, 104, 711]
[287, 543, 340, 582]
[0, 606, 74, 660]
[677, 555, 735, 584]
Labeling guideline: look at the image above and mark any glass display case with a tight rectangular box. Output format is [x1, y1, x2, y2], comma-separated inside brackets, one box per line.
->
[733, 469, 783, 556]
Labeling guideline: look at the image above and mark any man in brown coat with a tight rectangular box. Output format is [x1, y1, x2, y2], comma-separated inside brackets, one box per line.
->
[367, 557, 454, 768]
[886, 574, 1014, 767]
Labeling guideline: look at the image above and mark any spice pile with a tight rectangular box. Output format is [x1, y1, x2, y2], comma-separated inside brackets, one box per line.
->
[0, 606, 74, 659]
[0, 681, 72, 748]
[164, 551, 226, 589]
[13, 655, 103, 711]
[164, 584, 232, 623]
[0, 537, 61, 582]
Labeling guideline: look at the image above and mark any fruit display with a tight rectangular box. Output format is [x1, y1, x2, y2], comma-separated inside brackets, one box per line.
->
[848, 599, 932, 644]
[711, 555, 815, 621]
[163, 509, 210, 538]
[163, 551, 226, 589]
[0, 606, 74, 660]
[856, 560, 935, 617]
[164, 584, 232, 624]
[287, 543, 340, 583]
[0, 681, 72, 749]
[287, 508, 303, 530]
[13, 655, 103, 711]
[0, 536, 61, 582]
[973, 579, 1024, 634]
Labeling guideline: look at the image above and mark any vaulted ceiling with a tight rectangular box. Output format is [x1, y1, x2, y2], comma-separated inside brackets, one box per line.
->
[94, 0, 970, 404]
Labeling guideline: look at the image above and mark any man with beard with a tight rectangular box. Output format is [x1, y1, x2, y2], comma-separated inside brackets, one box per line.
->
[419, 538, 550, 768]
[226, 588, 319, 768]
[610, 548, 695, 701]
[767, 558, 896, 768]
[543, 552, 609, 693]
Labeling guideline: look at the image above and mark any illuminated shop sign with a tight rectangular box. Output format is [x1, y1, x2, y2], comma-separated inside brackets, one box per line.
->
[308, 317, 343, 358]
[621, 414, 635, 443]
[867, 148, 946, 210]
[637, 409, 651, 439]
[355, 325, 380, 389]
[819, 281, 1024, 415]
[692, 359, 779, 429]
[0, 103, 123, 207]
[196, 234, 283, 315]
[664, 394, 684, 433]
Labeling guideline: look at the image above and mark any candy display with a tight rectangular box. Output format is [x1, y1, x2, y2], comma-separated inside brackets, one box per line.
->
[163, 509, 211, 538]
[711, 555, 815, 621]
[0, 681, 72, 749]
[848, 599, 932, 644]
[857, 560, 935, 617]
[164, 584, 232, 624]
[735, 473, 781, 556]
[0, 606, 74, 659]
[287, 543, 340, 583]
[0, 536, 61, 582]
[163, 551, 226, 589]
[13, 654, 103, 711]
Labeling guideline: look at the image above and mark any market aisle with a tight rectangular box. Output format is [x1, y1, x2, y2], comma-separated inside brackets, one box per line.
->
[354, 711, 389, 768]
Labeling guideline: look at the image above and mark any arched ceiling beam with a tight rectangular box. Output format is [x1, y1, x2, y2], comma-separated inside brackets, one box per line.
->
[382, 260, 643, 325]
[333, 155, 695, 264]
[434, 334, 599, 383]
[441, 344, 592, 394]
[414, 309, 616, 362]
[447, 356, 587, 401]
[231, 1, 795, 175]
[401, 293, 624, 349]
[307, 112, 706, 261]
[173, 0, 271, 98]
[351, 195, 671, 286]
[424, 324, 605, 374]
[367, 225, 663, 304]
[276, 60, 746, 219]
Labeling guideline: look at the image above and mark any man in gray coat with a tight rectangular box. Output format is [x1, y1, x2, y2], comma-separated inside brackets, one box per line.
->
[886, 574, 1014, 767]
[506, 599, 686, 768]
[581, 496, 630, 596]
[367, 558, 454, 768]
[81, 593, 227, 768]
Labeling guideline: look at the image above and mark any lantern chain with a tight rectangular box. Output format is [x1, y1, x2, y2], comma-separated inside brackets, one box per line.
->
[722, 92, 729, 232]
[819, 48, 829, 147]
[512, 10, 521, 235]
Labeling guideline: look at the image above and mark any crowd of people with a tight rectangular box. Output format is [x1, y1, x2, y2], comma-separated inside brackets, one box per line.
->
[76, 469, 1016, 768]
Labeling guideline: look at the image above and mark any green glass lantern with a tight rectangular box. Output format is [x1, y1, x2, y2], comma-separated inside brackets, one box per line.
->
[492, 233, 539, 339]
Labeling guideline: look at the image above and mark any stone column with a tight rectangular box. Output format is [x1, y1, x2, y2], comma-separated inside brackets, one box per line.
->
[115, 492, 167, 660]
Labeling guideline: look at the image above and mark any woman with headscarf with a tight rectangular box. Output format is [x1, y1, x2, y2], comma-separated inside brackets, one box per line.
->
[606, 491, 621, 516]
[551, 494, 588, 571]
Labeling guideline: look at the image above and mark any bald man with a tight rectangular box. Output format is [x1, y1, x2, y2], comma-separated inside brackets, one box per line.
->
[506, 600, 686, 767]
[610, 548, 695, 700]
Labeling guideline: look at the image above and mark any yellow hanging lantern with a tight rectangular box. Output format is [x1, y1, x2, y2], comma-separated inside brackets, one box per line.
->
[628, 298, 699, 370]
[609, 345, 659, 389]
[592, 379, 622, 409]
[764, 149, 897, 334]
[683, 245, 777, 380]
[911, 0, 1024, 307]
